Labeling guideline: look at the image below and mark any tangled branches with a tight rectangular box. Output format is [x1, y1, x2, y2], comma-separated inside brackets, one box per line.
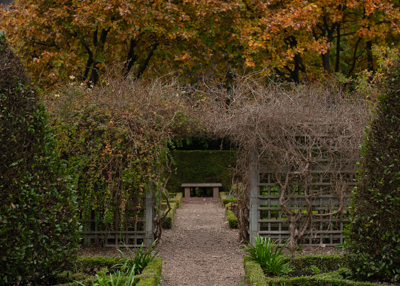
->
[200, 75, 369, 249]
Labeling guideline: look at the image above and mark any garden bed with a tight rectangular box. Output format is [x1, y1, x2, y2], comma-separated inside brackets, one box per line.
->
[53, 256, 162, 286]
[244, 254, 395, 286]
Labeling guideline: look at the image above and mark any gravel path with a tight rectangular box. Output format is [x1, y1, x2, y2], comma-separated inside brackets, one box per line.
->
[159, 198, 245, 286]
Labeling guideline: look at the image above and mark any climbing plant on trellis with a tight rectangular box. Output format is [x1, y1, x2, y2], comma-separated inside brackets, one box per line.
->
[200, 75, 369, 252]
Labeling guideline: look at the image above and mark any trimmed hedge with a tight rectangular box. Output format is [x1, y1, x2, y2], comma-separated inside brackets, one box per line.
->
[220, 192, 237, 206]
[244, 256, 266, 286]
[287, 254, 344, 271]
[345, 52, 400, 282]
[170, 192, 183, 208]
[136, 257, 162, 286]
[161, 202, 177, 229]
[0, 33, 80, 285]
[167, 150, 236, 192]
[161, 192, 183, 229]
[225, 202, 238, 229]
[244, 255, 385, 286]
[55, 256, 162, 286]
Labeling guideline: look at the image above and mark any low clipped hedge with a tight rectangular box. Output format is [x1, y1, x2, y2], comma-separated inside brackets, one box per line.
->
[136, 257, 162, 286]
[161, 202, 177, 229]
[55, 256, 162, 285]
[225, 202, 238, 229]
[161, 193, 182, 229]
[220, 192, 237, 206]
[244, 255, 385, 286]
[169, 192, 183, 208]
[288, 254, 344, 271]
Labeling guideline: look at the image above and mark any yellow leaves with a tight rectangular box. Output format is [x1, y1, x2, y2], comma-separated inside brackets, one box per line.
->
[174, 53, 191, 62]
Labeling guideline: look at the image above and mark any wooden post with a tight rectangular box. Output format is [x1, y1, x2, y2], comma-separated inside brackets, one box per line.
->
[249, 151, 259, 245]
[145, 188, 154, 248]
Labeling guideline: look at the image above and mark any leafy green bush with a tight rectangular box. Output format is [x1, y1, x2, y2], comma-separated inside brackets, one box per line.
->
[220, 192, 237, 206]
[76, 267, 136, 286]
[161, 202, 177, 229]
[243, 235, 291, 276]
[0, 35, 80, 284]
[114, 240, 159, 275]
[225, 202, 238, 229]
[226, 209, 238, 228]
[345, 53, 400, 282]
[135, 257, 162, 286]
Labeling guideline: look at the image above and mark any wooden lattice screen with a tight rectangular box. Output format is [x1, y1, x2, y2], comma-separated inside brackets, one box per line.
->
[81, 190, 156, 248]
[248, 152, 356, 246]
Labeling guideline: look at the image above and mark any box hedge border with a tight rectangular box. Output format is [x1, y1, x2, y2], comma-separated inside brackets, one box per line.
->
[161, 192, 183, 229]
[170, 192, 183, 208]
[244, 255, 385, 286]
[224, 202, 238, 229]
[55, 256, 162, 285]
[220, 192, 238, 229]
[220, 192, 237, 206]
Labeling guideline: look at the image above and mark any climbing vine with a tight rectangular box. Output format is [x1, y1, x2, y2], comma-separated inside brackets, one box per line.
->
[46, 76, 197, 239]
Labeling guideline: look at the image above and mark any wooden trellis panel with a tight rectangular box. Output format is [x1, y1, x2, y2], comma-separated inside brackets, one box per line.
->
[81, 190, 156, 248]
[248, 154, 355, 246]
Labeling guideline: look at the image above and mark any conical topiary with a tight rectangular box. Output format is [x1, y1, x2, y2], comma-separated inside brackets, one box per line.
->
[0, 32, 81, 285]
[345, 54, 400, 282]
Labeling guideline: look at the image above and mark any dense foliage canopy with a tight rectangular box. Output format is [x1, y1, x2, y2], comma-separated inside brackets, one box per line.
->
[1, 0, 399, 86]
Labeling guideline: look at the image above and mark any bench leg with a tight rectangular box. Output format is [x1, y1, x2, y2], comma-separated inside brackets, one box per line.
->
[213, 187, 219, 198]
[185, 187, 191, 198]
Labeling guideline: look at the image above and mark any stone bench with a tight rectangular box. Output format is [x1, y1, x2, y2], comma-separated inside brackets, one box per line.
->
[181, 183, 222, 199]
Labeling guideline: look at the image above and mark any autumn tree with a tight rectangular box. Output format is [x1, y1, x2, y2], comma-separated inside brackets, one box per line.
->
[240, 0, 400, 82]
[0, 0, 241, 88]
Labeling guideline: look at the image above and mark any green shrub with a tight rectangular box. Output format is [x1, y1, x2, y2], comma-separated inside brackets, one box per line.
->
[135, 257, 162, 286]
[161, 202, 177, 229]
[76, 256, 120, 274]
[287, 254, 344, 272]
[76, 266, 136, 286]
[225, 203, 238, 229]
[226, 209, 238, 228]
[220, 192, 237, 206]
[114, 240, 159, 275]
[244, 255, 383, 286]
[243, 235, 291, 276]
[345, 53, 400, 282]
[161, 193, 182, 229]
[0, 35, 80, 285]
[167, 150, 236, 192]
[174, 192, 183, 207]
[55, 257, 162, 286]
[244, 256, 267, 286]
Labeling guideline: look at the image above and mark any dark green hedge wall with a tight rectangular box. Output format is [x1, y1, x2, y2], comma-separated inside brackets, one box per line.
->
[167, 150, 237, 193]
